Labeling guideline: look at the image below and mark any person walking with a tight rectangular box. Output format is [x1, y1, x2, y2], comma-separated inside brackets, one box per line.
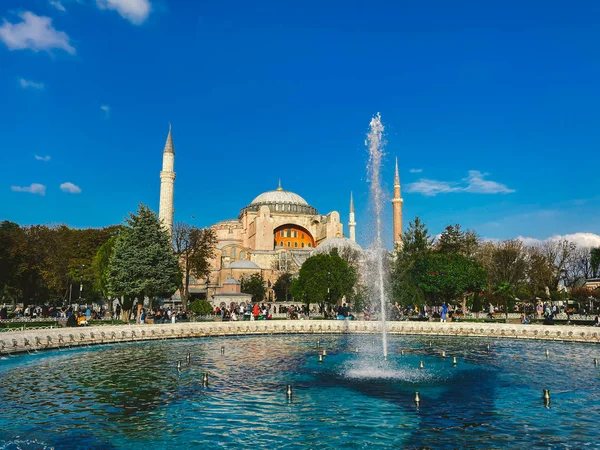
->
[441, 302, 448, 323]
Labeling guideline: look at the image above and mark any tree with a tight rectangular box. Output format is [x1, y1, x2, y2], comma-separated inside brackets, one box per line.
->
[493, 281, 515, 320]
[273, 272, 293, 302]
[172, 222, 217, 311]
[413, 253, 487, 305]
[478, 240, 527, 295]
[93, 235, 119, 312]
[590, 248, 600, 278]
[0, 221, 22, 304]
[291, 253, 356, 310]
[107, 204, 180, 321]
[240, 273, 267, 303]
[189, 298, 213, 315]
[437, 224, 480, 257]
[565, 246, 594, 287]
[391, 217, 433, 306]
[539, 239, 577, 295]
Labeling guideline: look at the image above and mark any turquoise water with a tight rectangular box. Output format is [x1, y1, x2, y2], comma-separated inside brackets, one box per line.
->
[1, 334, 599, 449]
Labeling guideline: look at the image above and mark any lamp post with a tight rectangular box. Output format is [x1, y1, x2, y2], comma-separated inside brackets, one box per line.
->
[78, 264, 85, 304]
[205, 278, 210, 303]
[560, 269, 570, 323]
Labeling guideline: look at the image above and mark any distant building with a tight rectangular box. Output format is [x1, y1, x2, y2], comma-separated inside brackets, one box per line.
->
[157, 126, 404, 306]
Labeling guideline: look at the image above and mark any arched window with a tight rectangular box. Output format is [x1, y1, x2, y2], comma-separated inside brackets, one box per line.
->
[294, 242, 298, 248]
[287, 242, 291, 247]
[240, 251, 245, 259]
[308, 243, 312, 248]
[301, 243, 305, 248]
[231, 248, 236, 259]
[279, 241, 283, 247]
[222, 248, 228, 257]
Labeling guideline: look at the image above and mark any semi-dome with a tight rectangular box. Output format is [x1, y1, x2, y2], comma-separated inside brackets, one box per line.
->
[225, 260, 261, 270]
[250, 190, 309, 207]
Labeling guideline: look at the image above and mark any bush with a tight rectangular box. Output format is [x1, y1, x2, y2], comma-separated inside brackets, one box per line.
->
[190, 299, 213, 315]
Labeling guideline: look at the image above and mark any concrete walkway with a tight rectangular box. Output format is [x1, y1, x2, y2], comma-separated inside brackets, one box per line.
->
[1, 320, 599, 355]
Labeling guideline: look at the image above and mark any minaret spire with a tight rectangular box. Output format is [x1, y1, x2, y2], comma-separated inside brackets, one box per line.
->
[159, 124, 176, 235]
[391, 156, 403, 247]
[348, 191, 356, 242]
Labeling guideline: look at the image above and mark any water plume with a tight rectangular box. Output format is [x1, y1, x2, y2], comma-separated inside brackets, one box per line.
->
[366, 112, 388, 359]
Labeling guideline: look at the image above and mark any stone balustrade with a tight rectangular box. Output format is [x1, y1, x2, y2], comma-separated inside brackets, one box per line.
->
[1, 320, 599, 355]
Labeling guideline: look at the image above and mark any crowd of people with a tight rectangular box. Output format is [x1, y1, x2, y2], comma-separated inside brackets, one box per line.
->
[2, 300, 600, 327]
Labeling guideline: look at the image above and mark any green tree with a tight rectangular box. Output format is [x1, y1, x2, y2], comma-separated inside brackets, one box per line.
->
[107, 204, 180, 321]
[93, 235, 119, 312]
[273, 272, 293, 302]
[172, 222, 217, 311]
[493, 281, 515, 321]
[437, 224, 480, 257]
[414, 253, 487, 305]
[591, 248, 600, 278]
[189, 298, 213, 315]
[0, 221, 22, 304]
[291, 253, 356, 310]
[240, 273, 267, 303]
[391, 217, 433, 307]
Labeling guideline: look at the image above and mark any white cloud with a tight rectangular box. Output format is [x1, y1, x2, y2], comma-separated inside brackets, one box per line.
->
[35, 155, 51, 161]
[0, 11, 75, 54]
[462, 170, 515, 194]
[405, 170, 515, 196]
[96, 0, 151, 24]
[18, 77, 45, 90]
[60, 182, 81, 194]
[49, 1, 67, 12]
[405, 178, 459, 196]
[100, 104, 110, 118]
[11, 183, 46, 195]
[409, 168, 422, 173]
[517, 233, 600, 248]
[516, 236, 542, 246]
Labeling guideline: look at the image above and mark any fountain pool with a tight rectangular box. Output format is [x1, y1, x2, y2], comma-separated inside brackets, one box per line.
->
[1, 334, 599, 449]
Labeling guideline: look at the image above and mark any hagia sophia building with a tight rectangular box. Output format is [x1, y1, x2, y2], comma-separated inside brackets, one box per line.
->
[158, 126, 403, 305]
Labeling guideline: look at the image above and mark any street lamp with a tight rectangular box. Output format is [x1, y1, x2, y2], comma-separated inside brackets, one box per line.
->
[205, 278, 210, 302]
[78, 264, 85, 304]
[560, 269, 569, 323]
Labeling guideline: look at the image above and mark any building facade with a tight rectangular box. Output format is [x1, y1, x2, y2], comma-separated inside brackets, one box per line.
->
[159, 128, 404, 306]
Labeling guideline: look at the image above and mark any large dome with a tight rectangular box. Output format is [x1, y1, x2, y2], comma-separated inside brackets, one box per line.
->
[250, 189, 309, 207]
[240, 184, 319, 217]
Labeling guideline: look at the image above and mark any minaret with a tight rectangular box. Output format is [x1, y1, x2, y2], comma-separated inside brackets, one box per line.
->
[348, 191, 356, 242]
[159, 124, 175, 234]
[391, 156, 403, 246]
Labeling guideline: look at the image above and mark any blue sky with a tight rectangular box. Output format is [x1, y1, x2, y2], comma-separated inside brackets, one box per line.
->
[1, 0, 599, 249]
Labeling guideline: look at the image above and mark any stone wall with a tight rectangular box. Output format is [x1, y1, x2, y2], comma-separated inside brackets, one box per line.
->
[1, 321, 599, 355]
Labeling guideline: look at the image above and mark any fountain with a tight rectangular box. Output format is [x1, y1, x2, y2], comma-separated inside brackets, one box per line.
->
[366, 112, 389, 359]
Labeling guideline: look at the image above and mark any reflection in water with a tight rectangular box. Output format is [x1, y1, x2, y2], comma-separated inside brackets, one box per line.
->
[1, 335, 599, 449]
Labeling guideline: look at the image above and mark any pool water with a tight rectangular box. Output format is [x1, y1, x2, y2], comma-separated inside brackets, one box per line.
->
[1, 334, 599, 449]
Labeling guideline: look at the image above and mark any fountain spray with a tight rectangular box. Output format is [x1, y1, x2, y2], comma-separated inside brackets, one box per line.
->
[366, 113, 388, 360]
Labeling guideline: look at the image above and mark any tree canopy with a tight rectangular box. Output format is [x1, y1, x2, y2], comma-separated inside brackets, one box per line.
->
[107, 204, 180, 306]
[172, 222, 217, 310]
[240, 273, 267, 303]
[291, 252, 356, 307]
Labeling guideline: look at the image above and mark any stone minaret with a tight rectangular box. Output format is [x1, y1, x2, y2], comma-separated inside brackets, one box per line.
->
[391, 157, 403, 246]
[159, 124, 175, 234]
[348, 191, 356, 242]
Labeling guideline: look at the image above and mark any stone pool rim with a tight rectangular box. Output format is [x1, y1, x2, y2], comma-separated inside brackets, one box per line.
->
[1, 320, 599, 355]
